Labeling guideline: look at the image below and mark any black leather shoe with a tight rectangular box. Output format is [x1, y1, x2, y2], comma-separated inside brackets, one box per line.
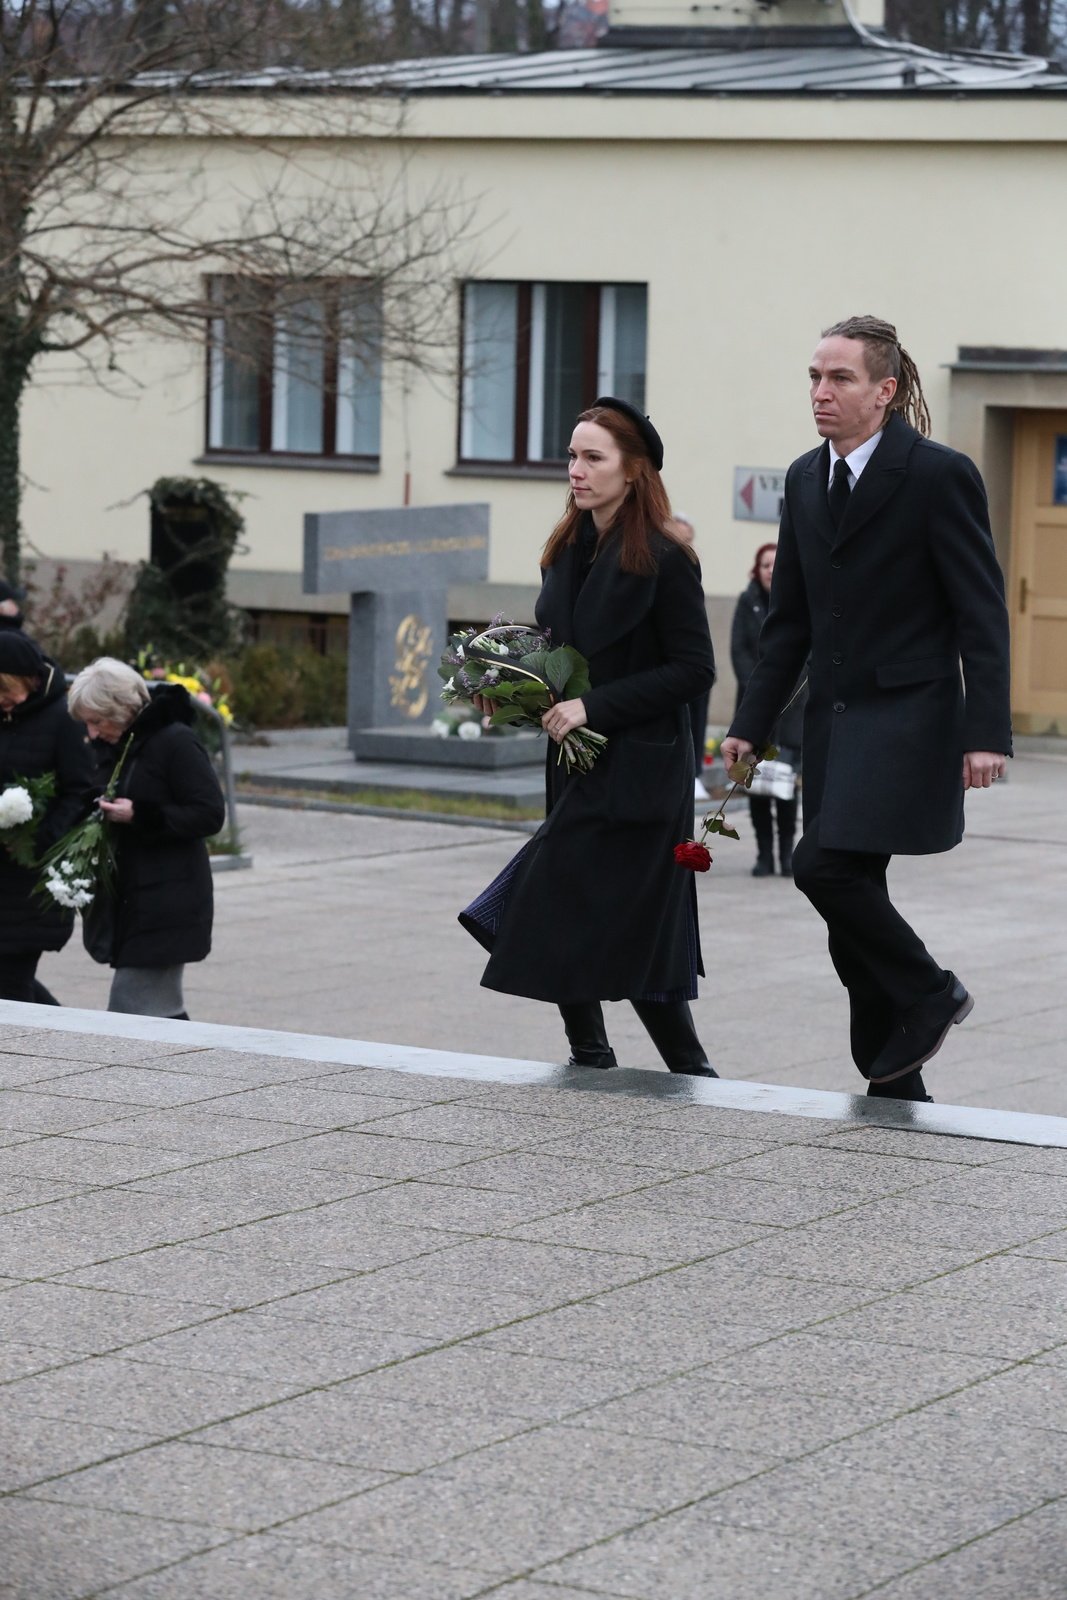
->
[778, 846, 794, 878]
[867, 975, 973, 1084]
[867, 1069, 933, 1103]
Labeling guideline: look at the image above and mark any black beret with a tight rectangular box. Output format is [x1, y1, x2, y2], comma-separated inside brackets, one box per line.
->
[0, 580, 23, 605]
[0, 632, 45, 677]
[592, 395, 664, 471]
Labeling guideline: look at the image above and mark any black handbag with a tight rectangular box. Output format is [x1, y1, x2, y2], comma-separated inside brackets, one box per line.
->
[81, 893, 115, 964]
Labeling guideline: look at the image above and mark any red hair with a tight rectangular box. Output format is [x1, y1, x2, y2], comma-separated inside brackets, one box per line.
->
[750, 542, 777, 581]
[541, 405, 694, 577]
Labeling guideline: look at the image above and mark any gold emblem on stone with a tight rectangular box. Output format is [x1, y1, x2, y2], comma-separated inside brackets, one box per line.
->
[389, 614, 433, 719]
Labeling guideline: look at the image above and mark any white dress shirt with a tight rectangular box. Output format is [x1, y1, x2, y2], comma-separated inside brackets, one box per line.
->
[828, 428, 884, 491]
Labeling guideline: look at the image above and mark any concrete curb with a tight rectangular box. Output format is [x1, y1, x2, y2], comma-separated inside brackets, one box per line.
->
[2, 1000, 1065, 1150]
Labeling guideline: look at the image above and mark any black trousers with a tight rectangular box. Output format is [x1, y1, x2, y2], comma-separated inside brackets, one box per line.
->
[792, 813, 946, 1074]
[0, 951, 44, 1003]
[749, 794, 798, 850]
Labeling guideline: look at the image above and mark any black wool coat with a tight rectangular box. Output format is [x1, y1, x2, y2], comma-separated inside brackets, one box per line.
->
[467, 523, 716, 1004]
[729, 413, 1012, 855]
[0, 663, 96, 955]
[730, 579, 806, 757]
[93, 686, 225, 967]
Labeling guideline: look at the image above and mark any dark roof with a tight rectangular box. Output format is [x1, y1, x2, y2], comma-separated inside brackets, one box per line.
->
[203, 40, 1064, 96]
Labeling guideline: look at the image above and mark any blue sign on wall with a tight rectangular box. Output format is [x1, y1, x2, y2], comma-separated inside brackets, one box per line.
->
[1055, 435, 1067, 505]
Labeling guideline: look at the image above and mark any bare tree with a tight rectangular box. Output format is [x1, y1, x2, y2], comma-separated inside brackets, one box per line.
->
[884, 0, 1061, 54]
[0, 0, 480, 579]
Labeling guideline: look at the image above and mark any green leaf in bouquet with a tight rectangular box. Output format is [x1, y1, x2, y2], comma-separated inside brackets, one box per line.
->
[562, 656, 591, 698]
[543, 647, 580, 698]
[489, 705, 530, 727]
[518, 651, 549, 680]
[759, 743, 779, 762]
[704, 815, 740, 840]
[437, 662, 459, 682]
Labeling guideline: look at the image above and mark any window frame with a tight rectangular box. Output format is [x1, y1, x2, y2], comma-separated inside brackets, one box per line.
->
[457, 278, 646, 470]
[203, 275, 381, 465]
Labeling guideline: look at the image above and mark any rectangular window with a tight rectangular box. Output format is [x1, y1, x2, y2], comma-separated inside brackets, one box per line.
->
[206, 277, 382, 462]
[459, 279, 648, 466]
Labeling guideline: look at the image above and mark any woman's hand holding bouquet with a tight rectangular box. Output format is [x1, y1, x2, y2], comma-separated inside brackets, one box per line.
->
[439, 621, 607, 774]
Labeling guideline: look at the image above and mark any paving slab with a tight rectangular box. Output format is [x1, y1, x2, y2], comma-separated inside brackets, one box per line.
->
[0, 877, 1067, 1600]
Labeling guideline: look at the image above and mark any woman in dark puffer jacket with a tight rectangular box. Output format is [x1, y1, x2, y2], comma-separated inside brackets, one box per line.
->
[0, 633, 96, 1001]
[67, 658, 225, 1019]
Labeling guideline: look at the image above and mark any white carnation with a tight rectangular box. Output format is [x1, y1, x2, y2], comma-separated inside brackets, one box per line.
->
[0, 786, 33, 828]
[44, 862, 94, 910]
[429, 719, 450, 738]
[457, 721, 482, 741]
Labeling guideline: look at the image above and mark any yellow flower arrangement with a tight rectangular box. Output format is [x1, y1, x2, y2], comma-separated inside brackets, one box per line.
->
[136, 653, 235, 725]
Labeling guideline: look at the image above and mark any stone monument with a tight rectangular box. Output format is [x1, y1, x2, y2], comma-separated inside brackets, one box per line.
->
[304, 502, 538, 765]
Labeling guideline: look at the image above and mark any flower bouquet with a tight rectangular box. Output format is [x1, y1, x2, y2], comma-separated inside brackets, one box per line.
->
[135, 651, 234, 725]
[438, 620, 607, 774]
[674, 742, 779, 874]
[37, 734, 133, 912]
[0, 774, 56, 868]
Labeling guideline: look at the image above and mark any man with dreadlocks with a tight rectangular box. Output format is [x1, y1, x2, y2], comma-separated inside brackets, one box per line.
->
[722, 315, 1012, 1102]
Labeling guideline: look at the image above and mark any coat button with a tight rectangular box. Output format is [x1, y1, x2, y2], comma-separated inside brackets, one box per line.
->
[833, 701, 846, 713]
[832, 606, 843, 618]
[832, 653, 842, 665]
[831, 558, 842, 569]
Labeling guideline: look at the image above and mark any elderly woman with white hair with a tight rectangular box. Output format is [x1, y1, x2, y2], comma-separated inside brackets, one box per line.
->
[67, 657, 225, 1019]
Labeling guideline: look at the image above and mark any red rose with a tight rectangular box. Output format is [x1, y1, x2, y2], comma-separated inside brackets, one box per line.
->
[674, 840, 712, 872]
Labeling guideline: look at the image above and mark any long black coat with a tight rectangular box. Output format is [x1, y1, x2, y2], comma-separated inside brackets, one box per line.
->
[730, 579, 806, 757]
[92, 686, 225, 967]
[464, 524, 716, 1003]
[0, 663, 96, 955]
[729, 413, 1012, 855]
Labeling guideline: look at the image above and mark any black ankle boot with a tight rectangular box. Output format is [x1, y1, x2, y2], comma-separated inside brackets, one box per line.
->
[558, 1002, 617, 1069]
[750, 797, 774, 877]
[630, 999, 718, 1077]
[778, 842, 794, 878]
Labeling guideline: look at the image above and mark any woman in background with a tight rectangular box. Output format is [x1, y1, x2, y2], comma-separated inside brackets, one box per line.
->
[67, 658, 225, 1018]
[730, 542, 806, 877]
[0, 633, 95, 1001]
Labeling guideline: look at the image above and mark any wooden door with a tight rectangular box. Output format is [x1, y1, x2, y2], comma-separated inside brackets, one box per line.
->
[1010, 412, 1067, 731]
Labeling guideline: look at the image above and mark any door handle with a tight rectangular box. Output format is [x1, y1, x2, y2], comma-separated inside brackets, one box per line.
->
[1019, 575, 1029, 614]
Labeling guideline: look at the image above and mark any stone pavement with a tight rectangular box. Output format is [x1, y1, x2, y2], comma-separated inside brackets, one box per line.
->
[2, 747, 1065, 1597]
[1, 1008, 1067, 1597]
[36, 746, 1067, 1114]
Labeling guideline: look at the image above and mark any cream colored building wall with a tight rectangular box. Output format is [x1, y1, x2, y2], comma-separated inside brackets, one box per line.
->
[19, 93, 1067, 618]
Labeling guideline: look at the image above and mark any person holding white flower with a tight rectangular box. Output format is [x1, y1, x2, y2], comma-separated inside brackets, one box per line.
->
[0, 632, 95, 1002]
[67, 658, 225, 1019]
[461, 398, 719, 1076]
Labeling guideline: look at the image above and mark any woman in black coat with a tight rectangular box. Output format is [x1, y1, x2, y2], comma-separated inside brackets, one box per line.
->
[0, 633, 96, 1001]
[460, 398, 718, 1076]
[67, 658, 225, 1018]
[730, 542, 807, 878]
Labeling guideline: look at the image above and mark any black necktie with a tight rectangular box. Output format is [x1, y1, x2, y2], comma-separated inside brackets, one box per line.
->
[828, 457, 851, 530]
